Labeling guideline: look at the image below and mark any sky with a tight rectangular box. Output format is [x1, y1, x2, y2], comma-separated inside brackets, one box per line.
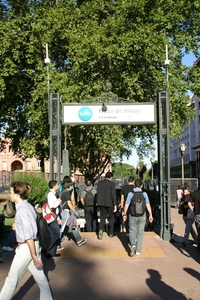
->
[122, 50, 197, 169]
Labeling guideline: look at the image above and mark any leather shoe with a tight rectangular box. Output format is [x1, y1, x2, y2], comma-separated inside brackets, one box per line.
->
[52, 253, 61, 257]
[108, 234, 114, 238]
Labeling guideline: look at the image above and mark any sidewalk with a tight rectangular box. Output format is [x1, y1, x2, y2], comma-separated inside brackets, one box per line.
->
[0, 208, 200, 300]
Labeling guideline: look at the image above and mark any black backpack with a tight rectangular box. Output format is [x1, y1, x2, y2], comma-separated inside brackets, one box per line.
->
[130, 191, 146, 216]
[84, 189, 95, 207]
[36, 212, 51, 252]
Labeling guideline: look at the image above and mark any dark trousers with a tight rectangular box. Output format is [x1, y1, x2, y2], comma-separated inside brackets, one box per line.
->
[99, 206, 115, 235]
[47, 220, 60, 256]
[84, 206, 97, 232]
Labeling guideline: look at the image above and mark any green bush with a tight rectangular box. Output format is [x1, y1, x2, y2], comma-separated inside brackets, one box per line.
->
[11, 172, 49, 206]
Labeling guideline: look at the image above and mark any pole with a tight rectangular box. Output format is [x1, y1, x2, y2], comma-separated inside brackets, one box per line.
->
[181, 153, 184, 187]
[62, 126, 70, 177]
[152, 164, 154, 180]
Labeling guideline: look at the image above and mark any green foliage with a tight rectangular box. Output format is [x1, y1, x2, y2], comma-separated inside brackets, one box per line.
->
[11, 172, 49, 206]
[112, 163, 136, 179]
[0, 0, 199, 178]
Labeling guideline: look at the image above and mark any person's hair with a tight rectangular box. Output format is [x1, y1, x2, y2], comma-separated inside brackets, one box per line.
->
[184, 187, 191, 194]
[63, 181, 73, 189]
[63, 175, 73, 185]
[134, 179, 143, 188]
[128, 176, 134, 182]
[49, 180, 58, 189]
[11, 182, 29, 200]
[105, 171, 113, 179]
[86, 180, 92, 187]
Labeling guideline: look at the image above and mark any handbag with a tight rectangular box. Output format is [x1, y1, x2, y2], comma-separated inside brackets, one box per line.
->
[178, 205, 184, 215]
[2, 200, 15, 218]
[187, 209, 194, 220]
[42, 202, 57, 224]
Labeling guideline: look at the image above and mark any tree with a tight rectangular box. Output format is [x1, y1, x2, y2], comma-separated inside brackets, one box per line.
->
[112, 162, 136, 179]
[0, 0, 199, 178]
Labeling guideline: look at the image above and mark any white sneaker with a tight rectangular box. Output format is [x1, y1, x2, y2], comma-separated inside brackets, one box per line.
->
[130, 245, 136, 257]
[2, 246, 14, 252]
[77, 239, 87, 247]
[57, 245, 64, 251]
[136, 252, 140, 256]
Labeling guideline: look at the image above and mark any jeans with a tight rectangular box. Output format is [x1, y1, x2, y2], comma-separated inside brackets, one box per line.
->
[47, 219, 60, 256]
[60, 209, 70, 234]
[182, 216, 197, 243]
[0, 241, 52, 300]
[3, 230, 15, 247]
[176, 197, 182, 208]
[129, 213, 146, 253]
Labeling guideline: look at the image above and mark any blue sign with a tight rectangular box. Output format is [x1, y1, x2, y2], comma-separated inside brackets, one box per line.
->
[78, 107, 92, 121]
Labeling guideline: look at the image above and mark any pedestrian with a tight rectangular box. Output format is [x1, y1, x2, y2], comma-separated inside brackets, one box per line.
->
[97, 171, 117, 239]
[45, 180, 62, 258]
[123, 178, 153, 257]
[0, 182, 53, 300]
[59, 175, 76, 207]
[120, 176, 135, 235]
[181, 188, 197, 247]
[80, 179, 97, 232]
[61, 181, 87, 246]
[188, 185, 200, 252]
[176, 185, 183, 208]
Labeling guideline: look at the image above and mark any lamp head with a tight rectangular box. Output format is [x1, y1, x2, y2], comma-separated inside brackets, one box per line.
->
[179, 143, 186, 154]
[102, 103, 107, 112]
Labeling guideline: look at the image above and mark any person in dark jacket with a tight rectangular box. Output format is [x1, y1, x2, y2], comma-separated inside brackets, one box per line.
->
[188, 185, 200, 252]
[97, 172, 117, 239]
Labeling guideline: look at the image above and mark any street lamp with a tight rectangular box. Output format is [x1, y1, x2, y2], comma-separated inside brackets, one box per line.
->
[179, 143, 186, 186]
[150, 158, 154, 180]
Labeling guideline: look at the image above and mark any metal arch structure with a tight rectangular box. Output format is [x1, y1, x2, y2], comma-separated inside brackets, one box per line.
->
[49, 90, 172, 241]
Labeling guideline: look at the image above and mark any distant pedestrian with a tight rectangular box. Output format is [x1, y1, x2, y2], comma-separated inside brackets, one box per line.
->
[181, 188, 197, 247]
[61, 181, 87, 247]
[80, 180, 97, 232]
[97, 172, 117, 239]
[176, 186, 183, 208]
[0, 182, 53, 300]
[123, 178, 153, 257]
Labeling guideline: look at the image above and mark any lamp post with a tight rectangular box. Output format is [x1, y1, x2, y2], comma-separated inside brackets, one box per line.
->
[150, 158, 154, 180]
[179, 143, 186, 187]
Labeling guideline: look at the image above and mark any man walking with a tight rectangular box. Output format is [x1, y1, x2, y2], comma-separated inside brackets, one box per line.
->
[123, 179, 153, 257]
[188, 185, 200, 252]
[120, 176, 135, 234]
[0, 182, 53, 300]
[97, 171, 117, 239]
[45, 180, 62, 258]
[80, 180, 97, 232]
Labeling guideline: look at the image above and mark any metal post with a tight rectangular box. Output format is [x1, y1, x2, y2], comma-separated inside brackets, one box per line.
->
[50, 93, 61, 183]
[62, 126, 70, 178]
[181, 154, 184, 186]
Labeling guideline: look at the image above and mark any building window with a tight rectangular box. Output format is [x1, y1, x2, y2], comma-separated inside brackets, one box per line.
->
[2, 161, 6, 169]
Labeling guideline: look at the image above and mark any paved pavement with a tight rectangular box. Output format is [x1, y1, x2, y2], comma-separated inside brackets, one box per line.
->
[0, 208, 200, 300]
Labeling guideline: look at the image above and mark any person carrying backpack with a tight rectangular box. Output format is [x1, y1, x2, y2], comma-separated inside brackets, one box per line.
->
[80, 180, 97, 232]
[123, 178, 153, 257]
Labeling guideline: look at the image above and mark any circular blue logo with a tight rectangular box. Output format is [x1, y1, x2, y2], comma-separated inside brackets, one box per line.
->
[78, 107, 92, 121]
